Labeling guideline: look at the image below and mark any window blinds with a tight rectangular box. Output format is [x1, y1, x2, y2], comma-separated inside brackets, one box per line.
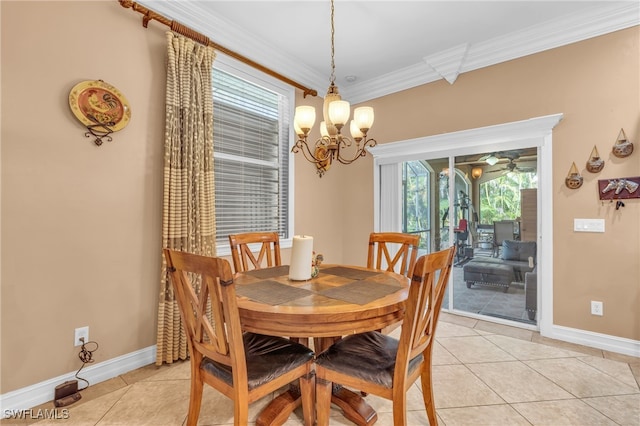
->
[213, 69, 290, 241]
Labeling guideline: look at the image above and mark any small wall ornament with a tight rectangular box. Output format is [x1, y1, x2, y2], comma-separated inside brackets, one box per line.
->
[69, 80, 131, 146]
[612, 128, 633, 158]
[599, 176, 640, 210]
[586, 146, 604, 173]
[565, 162, 583, 189]
[599, 176, 640, 199]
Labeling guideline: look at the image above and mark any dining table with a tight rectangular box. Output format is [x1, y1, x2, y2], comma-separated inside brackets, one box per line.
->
[235, 263, 410, 426]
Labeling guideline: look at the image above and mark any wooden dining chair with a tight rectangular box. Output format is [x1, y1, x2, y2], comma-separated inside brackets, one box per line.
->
[163, 249, 315, 426]
[228, 232, 282, 273]
[367, 232, 420, 277]
[315, 246, 456, 426]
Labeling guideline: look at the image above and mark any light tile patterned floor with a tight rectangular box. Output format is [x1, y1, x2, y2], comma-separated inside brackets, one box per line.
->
[5, 314, 639, 426]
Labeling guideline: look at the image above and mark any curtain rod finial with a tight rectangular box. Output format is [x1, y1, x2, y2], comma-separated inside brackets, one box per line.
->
[119, 0, 134, 9]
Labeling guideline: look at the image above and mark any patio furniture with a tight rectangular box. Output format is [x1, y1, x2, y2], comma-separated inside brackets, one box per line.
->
[492, 220, 517, 257]
[463, 259, 515, 291]
[463, 240, 536, 292]
[525, 267, 537, 320]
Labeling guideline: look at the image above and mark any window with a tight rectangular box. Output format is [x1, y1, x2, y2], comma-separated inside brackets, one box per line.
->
[479, 172, 537, 224]
[212, 62, 294, 253]
[402, 161, 431, 251]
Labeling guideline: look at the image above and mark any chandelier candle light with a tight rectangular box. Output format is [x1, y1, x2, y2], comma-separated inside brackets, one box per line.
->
[292, 0, 377, 177]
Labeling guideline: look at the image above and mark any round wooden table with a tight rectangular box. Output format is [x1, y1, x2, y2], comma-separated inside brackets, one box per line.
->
[235, 264, 409, 426]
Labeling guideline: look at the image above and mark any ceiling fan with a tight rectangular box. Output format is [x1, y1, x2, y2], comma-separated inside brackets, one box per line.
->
[487, 157, 536, 173]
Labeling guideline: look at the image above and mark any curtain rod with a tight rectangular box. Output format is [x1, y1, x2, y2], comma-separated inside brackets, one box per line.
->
[119, 0, 318, 98]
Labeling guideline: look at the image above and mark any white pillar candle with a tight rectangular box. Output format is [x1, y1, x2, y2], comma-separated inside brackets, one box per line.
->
[289, 235, 314, 281]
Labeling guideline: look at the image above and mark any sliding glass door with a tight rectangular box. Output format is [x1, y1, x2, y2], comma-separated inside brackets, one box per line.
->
[371, 114, 561, 331]
[446, 149, 538, 325]
[397, 149, 538, 327]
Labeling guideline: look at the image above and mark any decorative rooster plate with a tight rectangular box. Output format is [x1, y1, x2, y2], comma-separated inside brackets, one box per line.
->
[69, 80, 131, 131]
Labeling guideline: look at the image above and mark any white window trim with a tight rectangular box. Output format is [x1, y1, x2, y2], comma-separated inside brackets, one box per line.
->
[212, 52, 295, 256]
[370, 113, 563, 337]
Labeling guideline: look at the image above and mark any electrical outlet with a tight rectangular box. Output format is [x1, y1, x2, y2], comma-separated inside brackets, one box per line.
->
[74, 326, 89, 346]
[591, 301, 603, 316]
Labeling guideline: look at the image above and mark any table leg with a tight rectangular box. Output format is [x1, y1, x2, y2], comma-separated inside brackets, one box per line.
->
[255, 388, 301, 426]
[331, 386, 378, 426]
[255, 336, 379, 426]
[256, 386, 377, 426]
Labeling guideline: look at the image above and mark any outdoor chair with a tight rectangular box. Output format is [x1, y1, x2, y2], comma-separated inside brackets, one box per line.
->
[492, 220, 516, 257]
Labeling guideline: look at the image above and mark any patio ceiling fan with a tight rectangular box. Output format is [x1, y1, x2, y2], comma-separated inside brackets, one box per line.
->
[487, 157, 536, 173]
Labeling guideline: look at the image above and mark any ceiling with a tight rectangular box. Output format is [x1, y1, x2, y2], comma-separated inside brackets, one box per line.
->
[136, 1, 638, 103]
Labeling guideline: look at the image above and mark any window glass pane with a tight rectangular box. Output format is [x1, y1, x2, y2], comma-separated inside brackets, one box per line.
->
[212, 68, 290, 244]
[479, 173, 537, 223]
[402, 161, 431, 251]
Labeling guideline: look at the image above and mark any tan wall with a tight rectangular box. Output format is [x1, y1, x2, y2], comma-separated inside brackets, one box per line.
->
[338, 27, 640, 341]
[1, 1, 165, 392]
[1, 1, 638, 395]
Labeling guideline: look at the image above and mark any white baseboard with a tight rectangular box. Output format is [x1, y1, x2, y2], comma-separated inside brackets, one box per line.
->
[1, 345, 156, 414]
[544, 325, 640, 358]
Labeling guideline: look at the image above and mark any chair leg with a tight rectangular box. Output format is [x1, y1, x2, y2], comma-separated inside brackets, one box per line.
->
[234, 395, 249, 426]
[315, 377, 333, 426]
[299, 372, 316, 426]
[391, 392, 408, 426]
[186, 368, 204, 426]
[419, 372, 438, 426]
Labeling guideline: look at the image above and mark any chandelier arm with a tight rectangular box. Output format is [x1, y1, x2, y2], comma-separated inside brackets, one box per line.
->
[291, 138, 334, 165]
[333, 137, 378, 165]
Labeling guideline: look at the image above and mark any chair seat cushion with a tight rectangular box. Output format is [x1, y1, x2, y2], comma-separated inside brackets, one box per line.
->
[315, 331, 422, 388]
[201, 332, 314, 390]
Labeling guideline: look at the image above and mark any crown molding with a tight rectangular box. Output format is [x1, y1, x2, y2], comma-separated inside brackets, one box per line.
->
[138, 1, 639, 104]
[348, 1, 639, 103]
[461, 2, 640, 74]
[346, 62, 442, 105]
[424, 43, 469, 85]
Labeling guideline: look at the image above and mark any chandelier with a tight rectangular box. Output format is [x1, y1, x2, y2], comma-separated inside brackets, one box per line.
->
[292, 0, 376, 177]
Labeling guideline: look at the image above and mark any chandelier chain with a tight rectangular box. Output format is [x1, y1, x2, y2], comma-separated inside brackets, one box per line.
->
[329, 0, 336, 85]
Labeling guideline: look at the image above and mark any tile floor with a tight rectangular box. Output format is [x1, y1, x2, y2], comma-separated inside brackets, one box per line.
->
[5, 313, 639, 426]
[446, 265, 534, 325]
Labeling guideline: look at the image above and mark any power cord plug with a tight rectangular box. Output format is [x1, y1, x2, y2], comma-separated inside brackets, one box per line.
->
[75, 337, 98, 391]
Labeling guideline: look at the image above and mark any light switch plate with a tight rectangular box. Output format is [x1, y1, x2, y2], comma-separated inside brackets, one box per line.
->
[574, 218, 605, 233]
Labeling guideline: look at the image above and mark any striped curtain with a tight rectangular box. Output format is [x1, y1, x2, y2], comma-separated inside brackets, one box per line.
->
[156, 32, 217, 365]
